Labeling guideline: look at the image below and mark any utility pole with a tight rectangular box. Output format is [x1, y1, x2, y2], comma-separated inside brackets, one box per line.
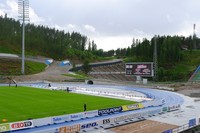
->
[18, 0, 29, 75]
[153, 35, 158, 81]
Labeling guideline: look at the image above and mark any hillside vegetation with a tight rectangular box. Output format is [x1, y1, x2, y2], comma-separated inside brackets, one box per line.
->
[0, 58, 46, 76]
[1, 15, 200, 81]
[125, 36, 200, 81]
[0, 16, 111, 61]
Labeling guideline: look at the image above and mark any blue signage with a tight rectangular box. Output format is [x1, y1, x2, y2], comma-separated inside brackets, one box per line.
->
[189, 118, 196, 127]
[98, 106, 122, 115]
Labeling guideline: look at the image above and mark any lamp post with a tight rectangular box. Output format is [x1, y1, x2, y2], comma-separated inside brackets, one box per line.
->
[18, 0, 29, 75]
[153, 35, 158, 81]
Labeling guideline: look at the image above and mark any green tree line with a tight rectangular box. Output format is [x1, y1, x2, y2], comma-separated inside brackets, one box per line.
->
[0, 15, 100, 60]
[123, 36, 200, 81]
[1, 15, 200, 81]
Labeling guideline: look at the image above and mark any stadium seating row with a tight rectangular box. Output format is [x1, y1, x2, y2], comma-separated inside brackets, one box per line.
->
[88, 62, 135, 81]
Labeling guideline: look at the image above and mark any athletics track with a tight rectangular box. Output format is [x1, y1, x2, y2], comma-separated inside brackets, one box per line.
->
[4, 82, 184, 133]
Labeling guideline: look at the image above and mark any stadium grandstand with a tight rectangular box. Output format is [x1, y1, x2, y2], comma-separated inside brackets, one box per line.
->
[189, 65, 200, 82]
[88, 62, 136, 81]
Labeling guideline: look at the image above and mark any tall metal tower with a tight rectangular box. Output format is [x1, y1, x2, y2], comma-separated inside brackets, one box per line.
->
[193, 24, 197, 49]
[153, 35, 158, 81]
[18, 0, 29, 75]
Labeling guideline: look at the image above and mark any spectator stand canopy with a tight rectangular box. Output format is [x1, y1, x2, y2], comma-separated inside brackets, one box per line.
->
[45, 59, 54, 65]
[59, 60, 71, 66]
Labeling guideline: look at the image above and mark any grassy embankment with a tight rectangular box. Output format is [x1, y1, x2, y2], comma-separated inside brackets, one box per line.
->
[0, 58, 46, 75]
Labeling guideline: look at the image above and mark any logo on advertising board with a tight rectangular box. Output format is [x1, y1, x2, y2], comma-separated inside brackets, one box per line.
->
[122, 103, 143, 111]
[168, 104, 180, 111]
[81, 122, 98, 129]
[189, 119, 196, 127]
[10, 120, 33, 131]
[70, 113, 84, 120]
[163, 129, 173, 133]
[103, 119, 110, 124]
[53, 115, 70, 123]
[84, 110, 98, 117]
[0, 123, 10, 132]
[98, 106, 122, 115]
[59, 124, 80, 133]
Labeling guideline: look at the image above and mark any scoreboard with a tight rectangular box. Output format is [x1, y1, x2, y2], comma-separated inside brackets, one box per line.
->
[125, 62, 154, 77]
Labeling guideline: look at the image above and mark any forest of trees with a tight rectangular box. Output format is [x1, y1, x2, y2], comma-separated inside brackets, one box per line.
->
[115, 36, 200, 62]
[0, 15, 102, 61]
[1, 15, 200, 81]
[2, 15, 199, 63]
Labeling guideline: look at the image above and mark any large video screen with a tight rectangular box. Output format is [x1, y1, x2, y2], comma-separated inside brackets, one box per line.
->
[125, 62, 154, 77]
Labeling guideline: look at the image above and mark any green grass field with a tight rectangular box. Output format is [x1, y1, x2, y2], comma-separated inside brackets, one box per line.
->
[0, 86, 135, 123]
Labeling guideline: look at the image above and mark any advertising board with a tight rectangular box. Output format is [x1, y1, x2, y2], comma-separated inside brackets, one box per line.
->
[33, 117, 52, 127]
[52, 114, 70, 124]
[122, 103, 143, 111]
[0, 123, 10, 132]
[98, 106, 122, 115]
[114, 108, 161, 123]
[59, 124, 80, 133]
[81, 122, 98, 130]
[93, 118, 114, 127]
[142, 99, 165, 107]
[140, 109, 162, 116]
[102, 119, 111, 124]
[168, 104, 180, 112]
[70, 112, 85, 121]
[189, 118, 196, 127]
[10, 120, 33, 131]
[84, 110, 98, 118]
[162, 107, 168, 112]
[114, 113, 141, 122]
[163, 129, 173, 133]
[125, 62, 154, 77]
[32, 128, 59, 133]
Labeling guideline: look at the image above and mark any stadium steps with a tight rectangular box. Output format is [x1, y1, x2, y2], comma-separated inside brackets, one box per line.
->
[88, 62, 136, 81]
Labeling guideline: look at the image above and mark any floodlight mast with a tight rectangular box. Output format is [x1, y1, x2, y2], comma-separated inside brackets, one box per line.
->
[193, 24, 196, 49]
[153, 35, 158, 81]
[18, 0, 29, 75]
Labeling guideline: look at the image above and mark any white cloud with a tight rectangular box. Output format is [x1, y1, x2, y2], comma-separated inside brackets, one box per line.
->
[0, 0, 45, 25]
[54, 24, 63, 31]
[0, 10, 4, 16]
[175, 21, 200, 37]
[67, 24, 76, 29]
[0, 3, 5, 16]
[29, 8, 45, 24]
[166, 14, 174, 23]
[93, 35, 132, 51]
[1, 0, 200, 51]
[51, 24, 78, 33]
[3, 0, 18, 18]
[84, 25, 96, 33]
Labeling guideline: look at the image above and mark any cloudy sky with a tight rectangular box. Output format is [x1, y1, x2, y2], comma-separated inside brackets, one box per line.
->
[0, 0, 200, 51]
